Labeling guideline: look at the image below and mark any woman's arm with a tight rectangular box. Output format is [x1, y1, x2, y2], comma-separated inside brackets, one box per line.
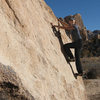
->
[57, 18, 69, 27]
[53, 25, 74, 30]
[53, 25, 67, 29]
[51, 22, 74, 30]
[57, 18, 74, 30]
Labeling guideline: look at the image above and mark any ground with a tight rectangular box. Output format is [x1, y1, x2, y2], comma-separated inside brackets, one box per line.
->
[81, 57, 100, 100]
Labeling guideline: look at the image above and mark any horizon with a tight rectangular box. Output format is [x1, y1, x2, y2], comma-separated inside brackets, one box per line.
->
[45, 0, 100, 31]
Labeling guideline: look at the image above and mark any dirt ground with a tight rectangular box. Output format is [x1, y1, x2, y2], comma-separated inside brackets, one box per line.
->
[81, 57, 100, 100]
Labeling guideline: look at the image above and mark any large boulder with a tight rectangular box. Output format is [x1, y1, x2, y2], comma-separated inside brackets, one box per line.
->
[0, 0, 87, 100]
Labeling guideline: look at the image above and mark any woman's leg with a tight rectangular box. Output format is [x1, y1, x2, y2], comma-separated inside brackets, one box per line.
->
[63, 42, 76, 59]
[75, 48, 83, 74]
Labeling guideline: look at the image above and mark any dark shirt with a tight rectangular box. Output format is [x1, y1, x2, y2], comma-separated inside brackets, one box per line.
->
[66, 24, 82, 42]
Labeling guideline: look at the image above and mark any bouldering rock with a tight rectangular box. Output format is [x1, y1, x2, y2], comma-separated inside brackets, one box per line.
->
[0, 0, 87, 100]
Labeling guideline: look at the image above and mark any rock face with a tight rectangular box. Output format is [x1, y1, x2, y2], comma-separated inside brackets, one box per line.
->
[0, 63, 34, 100]
[0, 0, 87, 100]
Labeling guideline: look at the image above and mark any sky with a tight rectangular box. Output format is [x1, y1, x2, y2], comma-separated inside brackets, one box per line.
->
[45, 0, 100, 31]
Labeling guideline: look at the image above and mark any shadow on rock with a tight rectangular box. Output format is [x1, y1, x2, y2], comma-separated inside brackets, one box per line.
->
[51, 25, 77, 79]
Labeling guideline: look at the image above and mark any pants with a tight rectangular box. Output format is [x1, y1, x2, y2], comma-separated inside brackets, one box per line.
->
[64, 39, 83, 74]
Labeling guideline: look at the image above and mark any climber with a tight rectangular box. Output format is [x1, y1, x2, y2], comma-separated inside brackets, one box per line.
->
[51, 17, 83, 76]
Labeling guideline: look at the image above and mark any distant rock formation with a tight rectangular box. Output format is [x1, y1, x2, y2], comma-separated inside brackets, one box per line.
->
[0, 0, 87, 100]
[87, 30, 94, 39]
[93, 30, 100, 35]
[87, 30, 100, 39]
[81, 30, 100, 57]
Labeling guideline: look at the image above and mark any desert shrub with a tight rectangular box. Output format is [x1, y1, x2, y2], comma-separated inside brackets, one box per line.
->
[86, 68, 97, 79]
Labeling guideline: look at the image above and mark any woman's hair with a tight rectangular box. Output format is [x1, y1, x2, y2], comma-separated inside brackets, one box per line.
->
[64, 15, 74, 24]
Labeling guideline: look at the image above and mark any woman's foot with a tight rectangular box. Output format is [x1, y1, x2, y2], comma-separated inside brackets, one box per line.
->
[74, 73, 83, 76]
[67, 57, 75, 62]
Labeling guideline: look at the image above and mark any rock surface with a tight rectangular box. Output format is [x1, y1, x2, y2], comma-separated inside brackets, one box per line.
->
[0, 63, 34, 100]
[0, 0, 87, 100]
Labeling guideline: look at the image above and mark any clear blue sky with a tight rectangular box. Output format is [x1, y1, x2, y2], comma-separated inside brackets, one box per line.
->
[45, 0, 100, 31]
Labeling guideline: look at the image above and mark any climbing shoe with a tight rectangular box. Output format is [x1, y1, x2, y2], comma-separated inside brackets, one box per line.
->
[74, 73, 83, 76]
[68, 57, 75, 62]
